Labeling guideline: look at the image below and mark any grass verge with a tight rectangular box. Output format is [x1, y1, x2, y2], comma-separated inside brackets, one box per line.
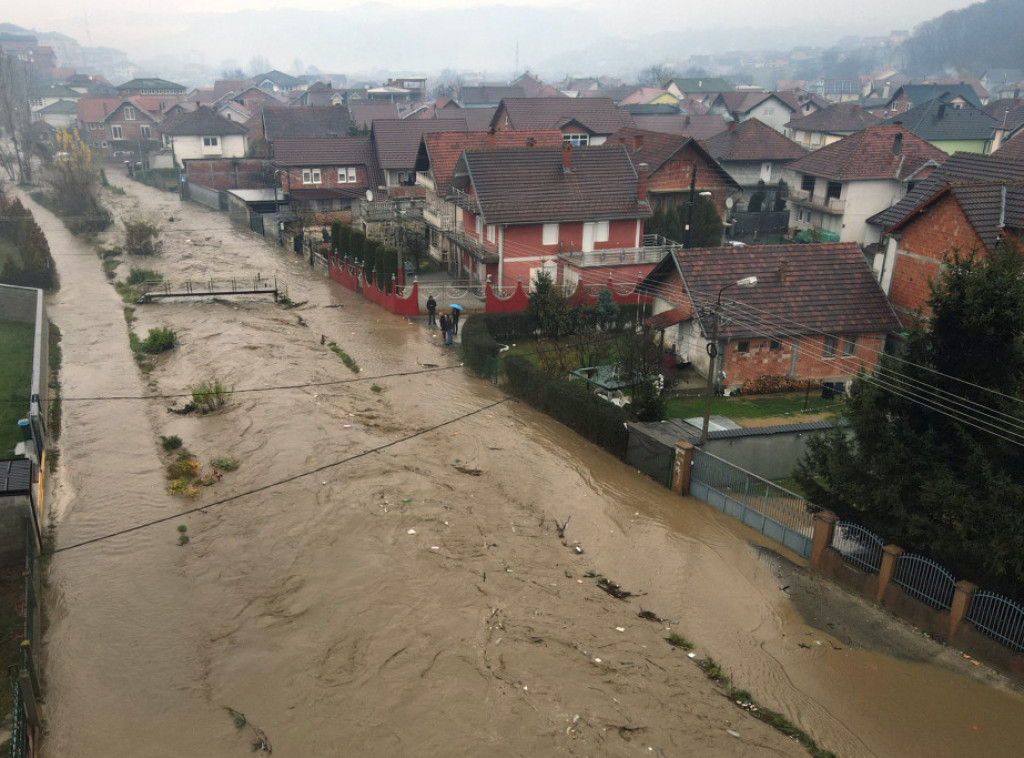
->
[0, 320, 35, 457]
[328, 341, 360, 373]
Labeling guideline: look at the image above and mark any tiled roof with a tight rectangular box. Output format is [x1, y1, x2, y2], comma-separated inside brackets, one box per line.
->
[646, 305, 693, 330]
[460, 86, 524, 105]
[159, 106, 249, 136]
[619, 88, 675, 106]
[273, 136, 385, 194]
[994, 134, 1024, 161]
[891, 84, 982, 110]
[948, 181, 1024, 244]
[452, 144, 650, 225]
[652, 243, 899, 339]
[785, 124, 946, 181]
[38, 100, 78, 114]
[882, 99, 996, 141]
[116, 78, 186, 92]
[348, 102, 400, 130]
[372, 118, 468, 169]
[670, 78, 734, 94]
[253, 70, 303, 87]
[417, 129, 563, 195]
[785, 102, 881, 133]
[703, 119, 807, 162]
[76, 96, 123, 123]
[608, 127, 740, 190]
[214, 80, 249, 98]
[867, 151, 1024, 230]
[631, 114, 729, 140]
[0, 459, 31, 495]
[492, 97, 634, 134]
[261, 106, 353, 141]
[578, 85, 636, 103]
[425, 107, 495, 131]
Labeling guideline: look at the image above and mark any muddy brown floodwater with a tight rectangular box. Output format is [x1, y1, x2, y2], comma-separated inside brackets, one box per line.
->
[25, 174, 1024, 758]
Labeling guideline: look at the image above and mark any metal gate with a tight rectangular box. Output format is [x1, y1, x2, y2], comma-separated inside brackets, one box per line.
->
[690, 448, 816, 558]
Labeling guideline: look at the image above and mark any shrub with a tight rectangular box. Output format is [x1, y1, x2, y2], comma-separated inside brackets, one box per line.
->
[161, 435, 183, 452]
[191, 378, 232, 413]
[126, 267, 162, 285]
[142, 327, 177, 354]
[124, 218, 161, 255]
[210, 456, 239, 471]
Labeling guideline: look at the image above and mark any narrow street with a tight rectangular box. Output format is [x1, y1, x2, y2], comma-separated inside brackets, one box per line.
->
[30, 173, 1024, 757]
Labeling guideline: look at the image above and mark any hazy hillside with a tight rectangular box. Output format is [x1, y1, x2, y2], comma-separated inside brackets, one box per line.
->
[902, 0, 1024, 74]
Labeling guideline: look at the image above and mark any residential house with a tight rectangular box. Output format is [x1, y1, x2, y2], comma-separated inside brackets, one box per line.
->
[76, 96, 123, 154]
[708, 91, 798, 134]
[643, 243, 899, 391]
[159, 106, 249, 167]
[371, 118, 468, 191]
[489, 97, 634, 145]
[784, 124, 946, 244]
[511, 72, 556, 98]
[274, 136, 384, 222]
[806, 78, 861, 103]
[446, 143, 653, 287]
[631, 113, 729, 141]
[257, 106, 355, 156]
[981, 70, 1024, 99]
[609, 127, 740, 215]
[872, 83, 982, 119]
[784, 102, 881, 150]
[703, 119, 807, 204]
[101, 98, 163, 157]
[290, 81, 346, 107]
[64, 74, 114, 95]
[28, 84, 79, 113]
[413, 129, 565, 269]
[458, 86, 525, 108]
[881, 99, 996, 155]
[33, 100, 78, 130]
[866, 152, 1024, 328]
[619, 88, 680, 108]
[252, 70, 307, 95]
[348, 102, 400, 132]
[665, 78, 734, 106]
[116, 78, 186, 98]
[994, 131, 1024, 161]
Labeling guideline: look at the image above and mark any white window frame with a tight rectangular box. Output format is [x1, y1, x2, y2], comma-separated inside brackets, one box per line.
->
[111, 125, 123, 139]
[475, 215, 482, 237]
[139, 125, 151, 139]
[347, 167, 356, 183]
[542, 223, 558, 245]
[563, 133, 589, 146]
[124, 106, 136, 121]
[486, 224, 496, 243]
[302, 168, 322, 184]
[594, 220, 610, 243]
[203, 136, 219, 147]
[337, 167, 348, 183]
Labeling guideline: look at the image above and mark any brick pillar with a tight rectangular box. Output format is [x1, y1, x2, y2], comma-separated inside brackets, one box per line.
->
[809, 512, 838, 569]
[948, 580, 978, 643]
[671, 441, 694, 495]
[877, 544, 904, 603]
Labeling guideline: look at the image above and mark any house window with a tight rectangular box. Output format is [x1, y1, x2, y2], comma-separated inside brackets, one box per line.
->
[203, 136, 219, 147]
[737, 341, 750, 354]
[542, 223, 559, 245]
[111, 125, 123, 140]
[347, 167, 356, 183]
[770, 339, 782, 351]
[842, 336, 857, 356]
[891, 102, 899, 111]
[140, 125, 151, 139]
[124, 106, 136, 120]
[29, 98, 42, 108]
[337, 168, 348, 183]
[826, 181, 842, 200]
[823, 336, 838, 358]
[594, 220, 610, 242]
[763, 107, 775, 116]
[486, 224, 496, 243]
[563, 133, 589, 146]
[475, 216, 482, 236]
[801, 174, 815, 193]
[302, 168, 321, 184]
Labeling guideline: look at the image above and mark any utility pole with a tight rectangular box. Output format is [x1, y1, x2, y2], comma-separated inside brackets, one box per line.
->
[684, 166, 698, 248]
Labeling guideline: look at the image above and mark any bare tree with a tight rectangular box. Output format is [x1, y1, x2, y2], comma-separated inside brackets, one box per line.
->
[637, 64, 676, 88]
[0, 53, 33, 182]
[248, 56, 272, 77]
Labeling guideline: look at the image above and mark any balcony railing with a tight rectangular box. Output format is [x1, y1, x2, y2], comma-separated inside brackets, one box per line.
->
[359, 199, 424, 222]
[441, 227, 498, 263]
[786, 187, 846, 213]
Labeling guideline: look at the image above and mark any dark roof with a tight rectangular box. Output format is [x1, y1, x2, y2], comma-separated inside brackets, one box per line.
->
[670, 78, 734, 94]
[631, 113, 729, 140]
[994, 134, 1024, 161]
[424, 107, 495, 131]
[492, 97, 634, 135]
[703, 119, 807, 162]
[0, 459, 31, 496]
[372, 118, 468, 169]
[882, 99, 996, 142]
[417, 129, 564, 195]
[159, 106, 249, 136]
[451, 144, 650, 225]
[253, 70, 304, 88]
[648, 243, 899, 339]
[785, 102, 881, 133]
[32, 83, 79, 98]
[348, 102, 400, 130]
[261, 106, 353, 141]
[273, 135, 374, 166]
[712, 91, 797, 118]
[786, 124, 946, 181]
[460, 86, 524, 106]
[891, 84, 982, 110]
[116, 78, 186, 93]
[868, 152, 1024, 231]
[37, 100, 79, 114]
[608, 127, 741, 190]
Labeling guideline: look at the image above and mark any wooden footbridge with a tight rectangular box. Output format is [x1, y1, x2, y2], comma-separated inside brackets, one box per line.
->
[137, 276, 284, 304]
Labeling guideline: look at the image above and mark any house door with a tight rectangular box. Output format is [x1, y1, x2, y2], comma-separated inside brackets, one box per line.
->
[582, 222, 595, 253]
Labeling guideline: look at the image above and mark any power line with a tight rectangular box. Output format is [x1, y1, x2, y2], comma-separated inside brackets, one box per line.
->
[43, 397, 512, 557]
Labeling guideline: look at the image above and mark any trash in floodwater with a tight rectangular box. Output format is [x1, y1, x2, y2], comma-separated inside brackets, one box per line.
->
[402, 498, 411, 503]
[407, 529, 417, 535]
[727, 729, 740, 738]
[572, 543, 584, 554]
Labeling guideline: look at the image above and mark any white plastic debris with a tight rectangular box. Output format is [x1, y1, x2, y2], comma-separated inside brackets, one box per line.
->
[615, 627, 626, 633]
[687, 652, 697, 659]
[407, 529, 417, 535]
[727, 729, 740, 738]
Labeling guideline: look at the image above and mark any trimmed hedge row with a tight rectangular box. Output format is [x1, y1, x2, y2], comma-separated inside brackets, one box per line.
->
[460, 315, 501, 376]
[329, 222, 399, 292]
[503, 355, 629, 457]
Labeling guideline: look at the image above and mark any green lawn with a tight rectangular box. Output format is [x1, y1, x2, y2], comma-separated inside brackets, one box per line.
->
[663, 392, 844, 423]
[0, 320, 35, 457]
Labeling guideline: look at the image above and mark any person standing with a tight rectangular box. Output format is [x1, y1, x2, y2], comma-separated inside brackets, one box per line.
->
[426, 295, 437, 327]
[451, 307, 460, 335]
[440, 313, 452, 345]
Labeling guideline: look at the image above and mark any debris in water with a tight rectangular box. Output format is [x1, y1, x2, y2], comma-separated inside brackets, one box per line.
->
[407, 529, 417, 535]
[225, 707, 272, 753]
[596, 577, 642, 600]
[572, 543, 584, 554]
[402, 497, 411, 503]
[615, 627, 626, 633]
[637, 610, 664, 623]
[726, 729, 740, 738]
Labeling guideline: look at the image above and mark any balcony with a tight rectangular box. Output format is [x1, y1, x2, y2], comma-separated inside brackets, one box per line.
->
[558, 235, 681, 268]
[786, 187, 845, 214]
[441, 227, 498, 264]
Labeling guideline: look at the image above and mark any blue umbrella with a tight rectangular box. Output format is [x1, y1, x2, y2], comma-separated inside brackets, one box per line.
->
[448, 303, 463, 310]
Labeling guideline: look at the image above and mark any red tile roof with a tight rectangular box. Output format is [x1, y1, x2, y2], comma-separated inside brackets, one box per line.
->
[372, 118, 469, 169]
[785, 124, 946, 181]
[492, 97, 634, 134]
[785, 102, 882, 133]
[76, 96, 123, 123]
[649, 243, 899, 339]
[631, 114, 729, 140]
[418, 129, 563, 195]
[703, 119, 807, 162]
[608, 127, 741, 190]
[995, 133, 1024, 160]
[452, 144, 650, 225]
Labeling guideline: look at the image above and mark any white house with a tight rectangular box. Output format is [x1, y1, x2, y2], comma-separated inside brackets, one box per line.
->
[158, 106, 249, 167]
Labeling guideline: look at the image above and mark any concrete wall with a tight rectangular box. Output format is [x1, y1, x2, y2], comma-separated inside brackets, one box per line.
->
[704, 427, 826, 480]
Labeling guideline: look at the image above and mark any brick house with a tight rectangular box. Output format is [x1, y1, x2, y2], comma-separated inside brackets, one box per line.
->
[489, 97, 634, 145]
[446, 143, 653, 286]
[101, 98, 163, 156]
[784, 124, 947, 244]
[371, 118, 468, 190]
[643, 243, 900, 392]
[274, 136, 385, 222]
[866, 152, 1024, 328]
[702, 119, 807, 202]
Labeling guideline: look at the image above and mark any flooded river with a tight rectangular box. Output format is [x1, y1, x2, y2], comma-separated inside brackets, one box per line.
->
[26, 175, 1024, 757]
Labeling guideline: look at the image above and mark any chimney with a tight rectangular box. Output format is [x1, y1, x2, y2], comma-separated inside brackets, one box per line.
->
[633, 133, 644, 151]
[727, 120, 736, 132]
[637, 162, 649, 202]
[892, 131, 903, 156]
[487, 126, 495, 148]
[562, 141, 572, 172]
[777, 259, 790, 283]
[685, 115, 691, 126]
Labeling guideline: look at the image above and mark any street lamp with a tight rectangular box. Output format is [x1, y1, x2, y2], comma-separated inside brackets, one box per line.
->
[700, 275, 758, 444]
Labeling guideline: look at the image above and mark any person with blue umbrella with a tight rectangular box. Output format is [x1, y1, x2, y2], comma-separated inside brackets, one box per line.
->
[448, 304, 462, 335]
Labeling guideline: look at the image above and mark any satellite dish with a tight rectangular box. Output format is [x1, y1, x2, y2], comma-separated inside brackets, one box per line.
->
[365, 190, 374, 202]
[725, 197, 734, 209]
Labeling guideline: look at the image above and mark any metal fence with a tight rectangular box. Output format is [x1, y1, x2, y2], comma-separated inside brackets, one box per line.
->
[967, 591, 1024, 652]
[689, 449, 817, 558]
[893, 553, 956, 610]
[830, 521, 884, 574]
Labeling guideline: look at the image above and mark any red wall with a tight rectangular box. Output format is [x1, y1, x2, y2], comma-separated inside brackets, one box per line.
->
[185, 158, 272, 191]
[282, 165, 366, 193]
[722, 333, 886, 386]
